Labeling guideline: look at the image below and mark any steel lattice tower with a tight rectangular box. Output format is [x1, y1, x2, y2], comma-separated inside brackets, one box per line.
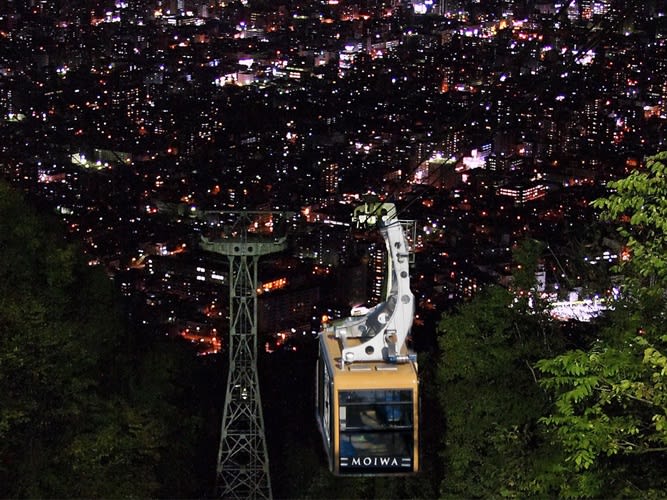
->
[200, 211, 289, 500]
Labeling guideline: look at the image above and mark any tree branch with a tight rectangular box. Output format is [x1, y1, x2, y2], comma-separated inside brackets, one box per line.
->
[625, 446, 667, 455]
[593, 381, 661, 408]
[525, 359, 538, 385]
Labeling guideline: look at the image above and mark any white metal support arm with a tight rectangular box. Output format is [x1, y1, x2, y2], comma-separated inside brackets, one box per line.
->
[331, 201, 415, 364]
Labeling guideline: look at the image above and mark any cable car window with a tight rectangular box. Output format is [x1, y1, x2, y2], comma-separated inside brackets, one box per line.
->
[339, 390, 412, 430]
[339, 429, 413, 458]
[338, 389, 414, 467]
[321, 362, 332, 446]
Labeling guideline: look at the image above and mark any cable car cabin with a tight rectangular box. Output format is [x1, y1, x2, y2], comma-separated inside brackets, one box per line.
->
[316, 329, 419, 476]
[316, 200, 418, 476]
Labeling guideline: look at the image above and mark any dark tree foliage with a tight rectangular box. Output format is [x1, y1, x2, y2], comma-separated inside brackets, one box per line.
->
[436, 239, 568, 498]
[0, 181, 203, 498]
[536, 152, 667, 497]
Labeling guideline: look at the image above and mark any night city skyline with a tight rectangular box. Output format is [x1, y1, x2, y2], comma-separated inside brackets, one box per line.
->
[1, 0, 667, 498]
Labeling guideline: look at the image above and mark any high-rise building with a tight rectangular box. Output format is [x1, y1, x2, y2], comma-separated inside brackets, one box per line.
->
[439, 0, 464, 16]
[582, 98, 607, 148]
[368, 241, 386, 302]
[321, 161, 340, 195]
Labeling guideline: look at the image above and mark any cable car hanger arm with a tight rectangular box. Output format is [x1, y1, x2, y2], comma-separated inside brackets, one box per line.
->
[327, 201, 415, 365]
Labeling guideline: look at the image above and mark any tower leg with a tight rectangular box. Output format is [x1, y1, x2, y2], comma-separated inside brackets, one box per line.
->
[216, 254, 272, 499]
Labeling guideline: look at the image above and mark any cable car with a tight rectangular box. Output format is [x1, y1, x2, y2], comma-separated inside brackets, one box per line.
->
[316, 201, 419, 476]
[316, 331, 419, 475]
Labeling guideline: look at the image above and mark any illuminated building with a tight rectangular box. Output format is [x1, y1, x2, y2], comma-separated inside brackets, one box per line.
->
[486, 154, 524, 174]
[497, 182, 547, 205]
[322, 162, 340, 194]
[367, 242, 386, 302]
[339, 42, 362, 75]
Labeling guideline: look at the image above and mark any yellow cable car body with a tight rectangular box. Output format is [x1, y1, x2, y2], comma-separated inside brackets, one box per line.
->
[317, 331, 419, 475]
